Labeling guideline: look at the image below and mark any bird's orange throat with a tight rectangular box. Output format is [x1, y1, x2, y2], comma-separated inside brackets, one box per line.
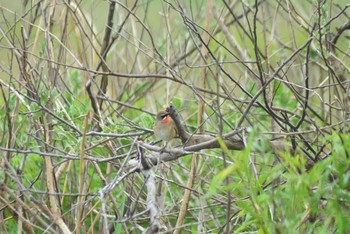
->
[162, 115, 171, 123]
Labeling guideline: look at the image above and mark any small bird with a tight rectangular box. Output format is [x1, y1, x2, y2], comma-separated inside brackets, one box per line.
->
[154, 110, 178, 148]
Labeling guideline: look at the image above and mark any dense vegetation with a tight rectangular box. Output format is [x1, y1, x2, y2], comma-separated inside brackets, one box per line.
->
[0, 0, 349, 233]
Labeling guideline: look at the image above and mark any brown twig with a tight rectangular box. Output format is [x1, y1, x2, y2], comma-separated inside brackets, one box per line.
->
[166, 105, 245, 150]
[40, 2, 71, 233]
[97, 1, 116, 109]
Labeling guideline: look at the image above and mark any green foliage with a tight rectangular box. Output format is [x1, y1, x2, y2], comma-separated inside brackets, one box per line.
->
[207, 131, 350, 233]
[68, 70, 81, 95]
[138, 113, 154, 130]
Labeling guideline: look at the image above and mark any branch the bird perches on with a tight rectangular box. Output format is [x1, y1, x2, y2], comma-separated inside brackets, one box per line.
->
[167, 104, 246, 151]
[137, 105, 246, 167]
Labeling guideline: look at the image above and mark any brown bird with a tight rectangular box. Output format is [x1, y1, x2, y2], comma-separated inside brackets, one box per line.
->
[154, 110, 178, 148]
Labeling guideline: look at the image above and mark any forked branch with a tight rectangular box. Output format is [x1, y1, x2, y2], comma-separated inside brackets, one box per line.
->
[166, 105, 246, 151]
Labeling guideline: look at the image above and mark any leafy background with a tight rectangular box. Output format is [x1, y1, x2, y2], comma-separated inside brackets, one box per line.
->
[0, 0, 349, 233]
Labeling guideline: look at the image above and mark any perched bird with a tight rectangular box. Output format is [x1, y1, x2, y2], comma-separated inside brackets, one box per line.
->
[154, 110, 178, 148]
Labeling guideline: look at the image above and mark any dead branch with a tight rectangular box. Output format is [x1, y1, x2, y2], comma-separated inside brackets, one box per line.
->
[166, 105, 246, 150]
[141, 168, 160, 234]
